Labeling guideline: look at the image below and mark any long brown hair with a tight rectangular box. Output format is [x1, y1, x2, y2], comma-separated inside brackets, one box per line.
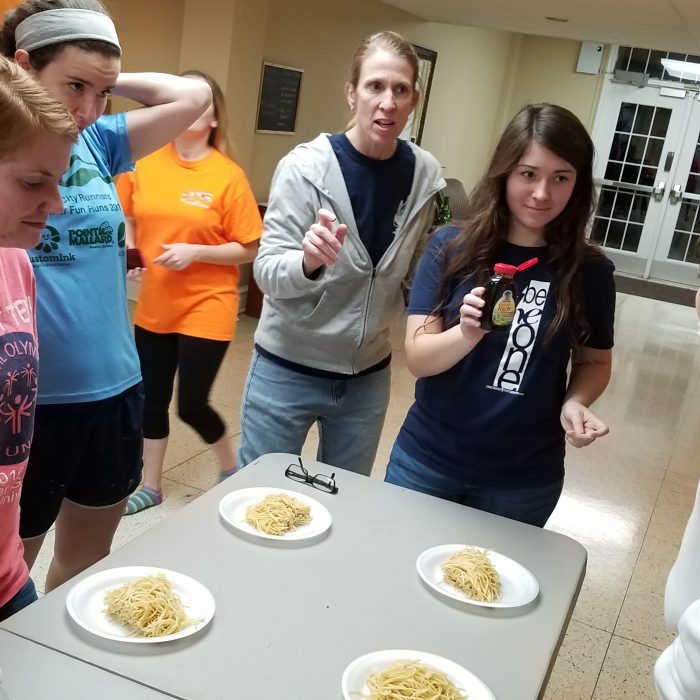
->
[436, 103, 602, 345]
[0, 0, 121, 68]
[180, 69, 233, 159]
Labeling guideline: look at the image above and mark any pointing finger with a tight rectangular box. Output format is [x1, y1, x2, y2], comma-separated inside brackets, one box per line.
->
[317, 208, 337, 232]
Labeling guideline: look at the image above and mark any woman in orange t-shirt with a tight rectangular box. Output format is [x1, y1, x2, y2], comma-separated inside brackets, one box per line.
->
[118, 71, 262, 514]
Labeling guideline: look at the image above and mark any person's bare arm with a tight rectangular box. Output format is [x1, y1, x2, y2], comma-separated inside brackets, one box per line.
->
[112, 73, 211, 162]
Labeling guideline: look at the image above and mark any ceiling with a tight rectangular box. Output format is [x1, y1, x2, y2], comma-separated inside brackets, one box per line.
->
[382, 0, 700, 55]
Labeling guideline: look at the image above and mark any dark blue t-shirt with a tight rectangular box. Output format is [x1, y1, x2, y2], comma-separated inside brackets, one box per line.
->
[329, 133, 415, 267]
[397, 226, 616, 487]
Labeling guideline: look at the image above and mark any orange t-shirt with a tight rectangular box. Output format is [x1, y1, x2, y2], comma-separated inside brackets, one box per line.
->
[117, 144, 262, 341]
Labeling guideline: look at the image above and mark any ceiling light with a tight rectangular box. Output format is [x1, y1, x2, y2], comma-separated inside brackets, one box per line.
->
[660, 57, 700, 81]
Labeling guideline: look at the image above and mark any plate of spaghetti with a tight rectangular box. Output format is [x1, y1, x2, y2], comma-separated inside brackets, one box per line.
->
[218, 487, 332, 542]
[416, 544, 539, 608]
[66, 566, 215, 643]
[341, 649, 495, 700]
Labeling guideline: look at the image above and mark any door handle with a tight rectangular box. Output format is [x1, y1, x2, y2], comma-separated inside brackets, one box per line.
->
[653, 181, 666, 201]
[670, 183, 683, 203]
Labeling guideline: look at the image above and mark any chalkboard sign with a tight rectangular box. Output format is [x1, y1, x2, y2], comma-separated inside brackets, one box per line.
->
[256, 62, 303, 134]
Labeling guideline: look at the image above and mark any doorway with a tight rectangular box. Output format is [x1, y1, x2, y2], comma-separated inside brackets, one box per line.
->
[591, 47, 700, 287]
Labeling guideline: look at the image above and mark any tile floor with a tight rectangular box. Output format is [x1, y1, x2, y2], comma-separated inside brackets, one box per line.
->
[29, 292, 700, 699]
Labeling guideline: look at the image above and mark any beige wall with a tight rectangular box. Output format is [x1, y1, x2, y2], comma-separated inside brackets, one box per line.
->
[179, 0, 235, 87]
[106, 0, 608, 198]
[501, 35, 608, 131]
[226, 0, 269, 174]
[107, 0, 183, 113]
[408, 23, 513, 191]
[248, 0, 424, 199]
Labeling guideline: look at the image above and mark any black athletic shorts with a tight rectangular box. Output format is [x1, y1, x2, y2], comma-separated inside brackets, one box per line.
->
[19, 382, 144, 538]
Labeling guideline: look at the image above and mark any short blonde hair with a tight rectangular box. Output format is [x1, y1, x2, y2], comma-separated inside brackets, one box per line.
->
[0, 54, 77, 159]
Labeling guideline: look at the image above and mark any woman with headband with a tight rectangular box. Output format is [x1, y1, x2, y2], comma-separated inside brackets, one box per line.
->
[0, 0, 211, 592]
[0, 56, 77, 619]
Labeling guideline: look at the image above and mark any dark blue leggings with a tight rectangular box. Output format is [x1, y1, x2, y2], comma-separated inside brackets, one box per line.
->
[135, 326, 229, 443]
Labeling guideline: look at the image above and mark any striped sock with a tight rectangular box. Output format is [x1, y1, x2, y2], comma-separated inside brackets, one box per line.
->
[124, 486, 163, 515]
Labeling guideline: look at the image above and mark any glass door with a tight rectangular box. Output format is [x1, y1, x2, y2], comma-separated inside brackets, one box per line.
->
[648, 102, 700, 285]
[590, 82, 692, 278]
[590, 46, 700, 285]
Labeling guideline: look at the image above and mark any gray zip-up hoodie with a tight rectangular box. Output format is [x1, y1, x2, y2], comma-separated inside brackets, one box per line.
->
[253, 133, 445, 375]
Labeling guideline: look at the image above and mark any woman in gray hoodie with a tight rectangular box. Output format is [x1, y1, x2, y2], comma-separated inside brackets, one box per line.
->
[237, 31, 444, 476]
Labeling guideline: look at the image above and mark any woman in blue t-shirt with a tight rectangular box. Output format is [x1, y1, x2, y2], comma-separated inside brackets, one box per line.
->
[0, 0, 211, 591]
[386, 103, 616, 527]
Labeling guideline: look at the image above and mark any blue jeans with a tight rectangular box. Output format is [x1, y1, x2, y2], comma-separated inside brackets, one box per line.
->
[238, 351, 391, 476]
[385, 442, 564, 527]
[0, 577, 37, 622]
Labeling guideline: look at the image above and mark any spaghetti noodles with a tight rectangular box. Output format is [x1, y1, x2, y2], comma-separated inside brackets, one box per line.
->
[103, 573, 198, 637]
[245, 493, 311, 535]
[366, 660, 468, 699]
[441, 547, 501, 603]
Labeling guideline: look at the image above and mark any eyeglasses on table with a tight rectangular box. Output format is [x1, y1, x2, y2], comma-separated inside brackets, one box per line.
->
[284, 456, 338, 494]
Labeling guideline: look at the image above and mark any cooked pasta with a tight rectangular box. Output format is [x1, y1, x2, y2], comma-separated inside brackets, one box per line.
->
[441, 547, 501, 603]
[245, 493, 311, 535]
[103, 573, 198, 637]
[366, 660, 468, 699]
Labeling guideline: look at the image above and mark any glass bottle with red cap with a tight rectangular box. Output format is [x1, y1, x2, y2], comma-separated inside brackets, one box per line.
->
[480, 257, 538, 332]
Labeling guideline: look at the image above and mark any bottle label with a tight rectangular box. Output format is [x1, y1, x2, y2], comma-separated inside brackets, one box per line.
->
[491, 290, 516, 326]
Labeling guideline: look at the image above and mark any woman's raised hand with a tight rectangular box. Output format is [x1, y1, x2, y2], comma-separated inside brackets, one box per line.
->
[301, 208, 348, 277]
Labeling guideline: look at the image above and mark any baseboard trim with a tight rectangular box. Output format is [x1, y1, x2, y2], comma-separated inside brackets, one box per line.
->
[614, 274, 696, 307]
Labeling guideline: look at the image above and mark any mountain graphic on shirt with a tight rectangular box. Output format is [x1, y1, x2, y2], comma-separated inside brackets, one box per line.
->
[61, 154, 112, 188]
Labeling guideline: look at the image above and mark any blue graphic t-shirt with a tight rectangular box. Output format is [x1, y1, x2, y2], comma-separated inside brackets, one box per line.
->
[28, 114, 141, 404]
[328, 133, 415, 267]
[397, 226, 616, 487]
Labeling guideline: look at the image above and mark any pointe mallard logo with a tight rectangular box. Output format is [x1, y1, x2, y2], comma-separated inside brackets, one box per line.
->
[35, 226, 61, 253]
[69, 221, 114, 246]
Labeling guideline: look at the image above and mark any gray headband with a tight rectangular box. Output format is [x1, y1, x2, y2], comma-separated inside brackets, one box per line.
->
[15, 9, 121, 54]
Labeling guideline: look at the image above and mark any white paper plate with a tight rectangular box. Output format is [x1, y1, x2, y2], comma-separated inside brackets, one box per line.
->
[66, 566, 215, 643]
[417, 544, 539, 608]
[218, 486, 332, 541]
[341, 649, 495, 700]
